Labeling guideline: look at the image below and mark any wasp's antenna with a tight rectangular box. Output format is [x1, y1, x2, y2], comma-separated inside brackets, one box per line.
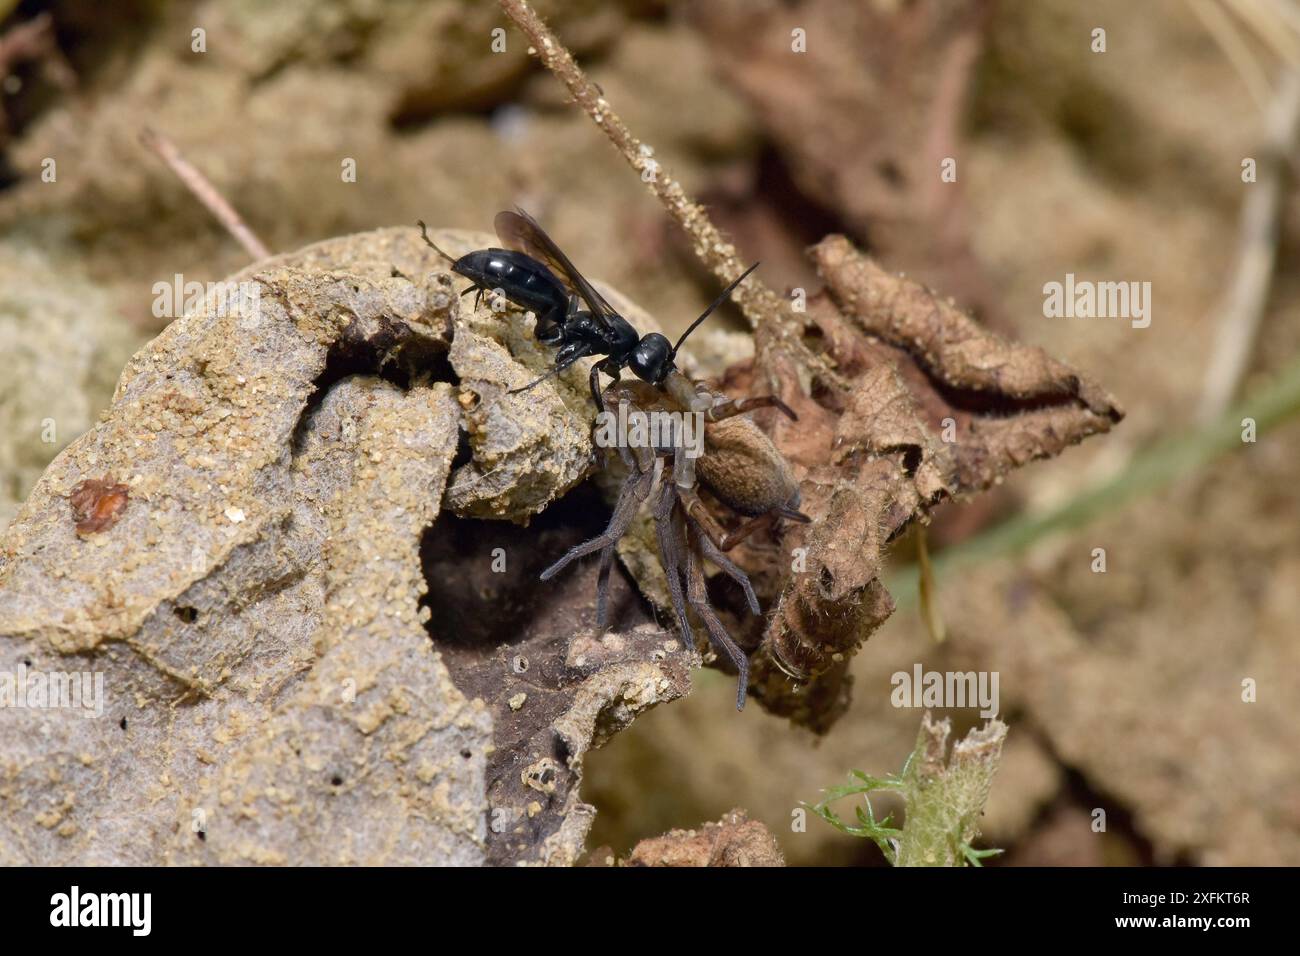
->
[671, 261, 761, 357]
[416, 220, 458, 265]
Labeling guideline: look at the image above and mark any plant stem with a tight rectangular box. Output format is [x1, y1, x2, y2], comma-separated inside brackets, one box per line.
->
[891, 351, 1300, 601]
[496, 0, 844, 388]
[139, 126, 271, 261]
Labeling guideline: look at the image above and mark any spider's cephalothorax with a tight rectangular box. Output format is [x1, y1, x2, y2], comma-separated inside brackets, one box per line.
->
[418, 209, 759, 412]
[539, 377, 809, 711]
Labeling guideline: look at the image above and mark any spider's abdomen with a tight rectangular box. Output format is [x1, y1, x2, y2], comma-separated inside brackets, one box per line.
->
[697, 416, 798, 517]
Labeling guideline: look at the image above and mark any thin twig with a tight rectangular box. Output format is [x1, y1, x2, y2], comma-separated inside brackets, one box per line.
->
[915, 525, 947, 644]
[498, 0, 773, 317]
[1223, 0, 1300, 66]
[497, 0, 844, 388]
[1189, 0, 1272, 108]
[1266, 0, 1300, 42]
[139, 126, 271, 261]
[1197, 68, 1300, 422]
[887, 348, 1300, 607]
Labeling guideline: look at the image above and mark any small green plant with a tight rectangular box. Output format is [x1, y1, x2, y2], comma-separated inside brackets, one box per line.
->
[807, 713, 1008, 867]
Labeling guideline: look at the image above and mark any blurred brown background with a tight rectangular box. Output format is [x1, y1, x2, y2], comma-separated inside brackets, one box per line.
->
[1, 0, 1297, 865]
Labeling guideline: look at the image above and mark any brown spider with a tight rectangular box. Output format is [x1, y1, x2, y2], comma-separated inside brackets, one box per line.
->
[540, 373, 809, 710]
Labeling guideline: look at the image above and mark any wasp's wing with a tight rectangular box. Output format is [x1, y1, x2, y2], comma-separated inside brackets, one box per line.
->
[494, 209, 619, 321]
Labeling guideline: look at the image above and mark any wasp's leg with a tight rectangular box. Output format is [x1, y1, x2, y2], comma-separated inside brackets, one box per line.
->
[685, 533, 750, 711]
[589, 359, 620, 415]
[688, 515, 761, 616]
[589, 363, 605, 414]
[539, 468, 652, 582]
[534, 305, 566, 345]
[703, 394, 798, 423]
[509, 341, 594, 395]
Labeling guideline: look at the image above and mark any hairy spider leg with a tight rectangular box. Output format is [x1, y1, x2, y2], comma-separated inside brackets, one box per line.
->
[685, 535, 751, 711]
[540, 469, 655, 630]
[702, 393, 798, 423]
[595, 545, 616, 629]
[539, 468, 652, 584]
[652, 480, 694, 648]
[677, 486, 780, 552]
[590, 424, 654, 626]
[688, 515, 761, 616]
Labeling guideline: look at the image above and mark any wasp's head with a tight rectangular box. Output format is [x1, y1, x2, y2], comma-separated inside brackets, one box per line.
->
[628, 332, 674, 384]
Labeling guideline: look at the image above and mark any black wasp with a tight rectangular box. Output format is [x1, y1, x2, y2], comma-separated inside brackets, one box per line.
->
[417, 209, 759, 412]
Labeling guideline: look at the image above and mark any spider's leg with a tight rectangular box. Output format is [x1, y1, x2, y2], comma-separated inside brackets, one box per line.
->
[689, 514, 761, 616]
[653, 480, 694, 651]
[607, 436, 636, 473]
[539, 469, 651, 582]
[678, 485, 778, 552]
[595, 544, 616, 630]
[594, 464, 653, 629]
[685, 532, 750, 711]
[590, 392, 629, 470]
[703, 394, 798, 423]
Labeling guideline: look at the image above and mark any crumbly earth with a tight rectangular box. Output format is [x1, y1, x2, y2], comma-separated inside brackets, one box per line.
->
[2, 0, 1297, 869]
[0, 227, 692, 865]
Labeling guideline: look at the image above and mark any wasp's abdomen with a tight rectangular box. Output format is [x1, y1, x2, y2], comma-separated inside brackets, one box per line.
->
[453, 248, 569, 318]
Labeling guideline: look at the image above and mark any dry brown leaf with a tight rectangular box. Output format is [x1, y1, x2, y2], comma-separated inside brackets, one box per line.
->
[713, 236, 1122, 732]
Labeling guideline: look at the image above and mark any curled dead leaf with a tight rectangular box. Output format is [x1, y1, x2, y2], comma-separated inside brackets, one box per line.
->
[712, 235, 1122, 732]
